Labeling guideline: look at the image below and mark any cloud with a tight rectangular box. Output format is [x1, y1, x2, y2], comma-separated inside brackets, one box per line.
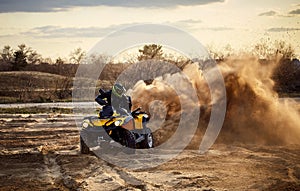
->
[17, 22, 233, 39]
[167, 19, 202, 30]
[0, 0, 225, 13]
[258, 10, 277, 16]
[200, 27, 234, 31]
[157, 20, 232, 32]
[174, 19, 202, 24]
[289, 9, 300, 15]
[0, 34, 14, 38]
[267, 27, 300, 32]
[21, 24, 134, 38]
[258, 9, 300, 17]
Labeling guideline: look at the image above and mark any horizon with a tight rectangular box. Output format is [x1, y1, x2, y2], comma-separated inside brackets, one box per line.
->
[0, 0, 299, 60]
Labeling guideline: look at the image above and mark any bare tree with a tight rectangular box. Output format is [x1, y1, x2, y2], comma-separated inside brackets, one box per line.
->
[1, 45, 14, 63]
[138, 44, 164, 61]
[53, 57, 74, 99]
[27, 49, 42, 64]
[43, 57, 53, 64]
[69, 48, 86, 64]
[274, 40, 296, 59]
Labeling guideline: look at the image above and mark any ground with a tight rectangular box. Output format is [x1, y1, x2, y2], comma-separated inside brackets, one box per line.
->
[0, 112, 300, 191]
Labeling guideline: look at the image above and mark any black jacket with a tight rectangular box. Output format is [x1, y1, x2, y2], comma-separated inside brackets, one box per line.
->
[95, 89, 132, 113]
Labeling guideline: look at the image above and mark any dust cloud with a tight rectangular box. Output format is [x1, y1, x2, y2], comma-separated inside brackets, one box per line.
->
[129, 56, 300, 147]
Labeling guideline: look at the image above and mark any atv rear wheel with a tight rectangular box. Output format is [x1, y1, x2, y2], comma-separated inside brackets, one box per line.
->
[80, 136, 91, 154]
[140, 128, 154, 148]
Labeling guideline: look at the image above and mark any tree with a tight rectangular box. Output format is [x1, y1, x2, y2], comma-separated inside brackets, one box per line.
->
[207, 44, 234, 61]
[69, 48, 86, 64]
[272, 58, 300, 92]
[252, 39, 296, 60]
[138, 44, 164, 61]
[55, 57, 65, 65]
[27, 49, 42, 64]
[18, 44, 42, 64]
[10, 44, 42, 70]
[1, 45, 14, 63]
[43, 57, 53, 64]
[274, 40, 295, 59]
[12, 49, 27, 70]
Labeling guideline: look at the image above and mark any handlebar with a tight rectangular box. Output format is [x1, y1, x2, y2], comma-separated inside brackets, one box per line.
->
[99, 89, 105, 94]
[115, 107, 145, 117]
[132, 107, 141, 114]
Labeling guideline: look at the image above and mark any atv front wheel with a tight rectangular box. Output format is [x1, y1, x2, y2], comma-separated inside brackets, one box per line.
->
[140, 128, 154, 148]
[80, 136, 91, 154]
[123, 130, 136, 148]
[122, 130, 136, 154]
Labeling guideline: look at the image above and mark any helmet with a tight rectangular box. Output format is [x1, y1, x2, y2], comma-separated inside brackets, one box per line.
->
[112, 83, 126, 97]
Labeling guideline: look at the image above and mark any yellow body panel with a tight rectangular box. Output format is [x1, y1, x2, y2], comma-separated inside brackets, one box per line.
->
[90, 114, 144, 130]
[134, 115, 144, 129]
[92, 118, 110, 126]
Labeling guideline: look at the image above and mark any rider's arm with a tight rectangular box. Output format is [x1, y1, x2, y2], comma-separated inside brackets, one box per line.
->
[95, 90, 109, 106]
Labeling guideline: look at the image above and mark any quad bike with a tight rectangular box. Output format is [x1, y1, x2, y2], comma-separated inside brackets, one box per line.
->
[80, 107, 153, 154]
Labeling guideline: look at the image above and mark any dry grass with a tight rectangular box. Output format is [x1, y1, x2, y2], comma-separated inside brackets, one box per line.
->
[0, 71, 68, 90]
[0, 71, 113, 103]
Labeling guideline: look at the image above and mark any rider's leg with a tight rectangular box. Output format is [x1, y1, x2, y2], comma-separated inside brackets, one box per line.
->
[100, 105, 113, 118]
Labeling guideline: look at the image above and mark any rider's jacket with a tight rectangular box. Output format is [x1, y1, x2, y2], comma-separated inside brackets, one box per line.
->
[95, 89, 132, 115]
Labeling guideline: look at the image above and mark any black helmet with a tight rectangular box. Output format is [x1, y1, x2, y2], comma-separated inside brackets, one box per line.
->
[112, 83, 126, 97]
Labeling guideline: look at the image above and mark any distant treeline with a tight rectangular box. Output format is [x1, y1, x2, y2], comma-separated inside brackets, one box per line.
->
[0, 43, 299, 97]
[0, 60, 128, 82]
[272, 58, 300, 95]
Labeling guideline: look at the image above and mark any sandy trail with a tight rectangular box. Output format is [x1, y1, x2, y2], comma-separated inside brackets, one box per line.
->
[0, 113, 300, 191]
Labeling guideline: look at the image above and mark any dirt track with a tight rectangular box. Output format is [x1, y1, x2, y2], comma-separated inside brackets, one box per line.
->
[1, 113, 300, 191]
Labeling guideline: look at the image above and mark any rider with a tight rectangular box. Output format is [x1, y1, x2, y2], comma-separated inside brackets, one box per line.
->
[95, 83, 132, 118]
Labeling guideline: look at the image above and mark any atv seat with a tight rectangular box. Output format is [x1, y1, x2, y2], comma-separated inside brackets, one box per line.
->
[98, 114, 111, 119]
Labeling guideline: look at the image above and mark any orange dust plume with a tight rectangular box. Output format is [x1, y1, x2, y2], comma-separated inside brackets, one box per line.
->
[129, 56, 300, 147]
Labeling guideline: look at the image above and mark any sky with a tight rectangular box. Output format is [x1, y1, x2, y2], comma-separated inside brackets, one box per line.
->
[0, 0, 299, 60]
